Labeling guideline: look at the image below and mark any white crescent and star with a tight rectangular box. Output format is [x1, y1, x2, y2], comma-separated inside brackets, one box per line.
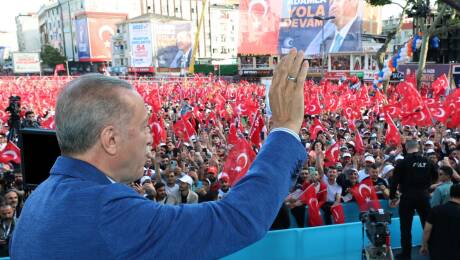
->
[234, 153, 249, 172]
[358, 184, 372, 200]
[3, 151, 17, 160]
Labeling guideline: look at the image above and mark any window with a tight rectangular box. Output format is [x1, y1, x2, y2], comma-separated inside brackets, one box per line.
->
[331, 56, 350, 70]
[256, 56, 269, 68]
[240, 56, 253, 68]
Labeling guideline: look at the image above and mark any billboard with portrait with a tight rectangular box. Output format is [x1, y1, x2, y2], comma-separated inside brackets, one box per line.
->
[238, 0, 363, 57]
[75, 17, 90, 60]
[155, 22, 193, 69]
[129, 23, 153, 67]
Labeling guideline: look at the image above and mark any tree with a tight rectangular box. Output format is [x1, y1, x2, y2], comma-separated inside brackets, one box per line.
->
[40, 45, 66, 68]
[366, 0, 408, 91]
[410, 1, 460, 88]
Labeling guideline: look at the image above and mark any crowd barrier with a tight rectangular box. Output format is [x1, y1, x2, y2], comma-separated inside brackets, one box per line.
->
[290, 200, 401, 228]
[223, 216, 423, 260]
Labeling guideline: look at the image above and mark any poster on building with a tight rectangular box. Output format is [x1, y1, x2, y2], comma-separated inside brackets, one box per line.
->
[398, 64, 451, 87]
[12, 52, 41, 73]
[86, 15, 126, 62]
[238, 0, 281, 55]
[155, 22, 193, 69]
[75, 17, 90, 59]
[238, 0, 363, 57]
[129, 23, 153, 67]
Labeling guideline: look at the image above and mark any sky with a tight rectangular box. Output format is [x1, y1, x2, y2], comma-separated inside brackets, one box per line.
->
[0, 0, 405, 32]
[0, 0, 49, 32]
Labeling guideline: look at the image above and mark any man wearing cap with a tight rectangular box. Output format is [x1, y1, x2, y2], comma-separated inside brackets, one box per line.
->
[218, 174, 231, 200]
[358, 155, 375, 182]
[176, 175, 198, 204]
[390, 140, 438, 259]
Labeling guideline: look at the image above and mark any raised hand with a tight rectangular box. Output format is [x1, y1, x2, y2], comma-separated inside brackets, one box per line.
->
[269, 48, 308, 134]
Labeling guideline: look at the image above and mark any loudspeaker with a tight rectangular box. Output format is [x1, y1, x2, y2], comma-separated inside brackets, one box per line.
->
[19, 128, 61, 187]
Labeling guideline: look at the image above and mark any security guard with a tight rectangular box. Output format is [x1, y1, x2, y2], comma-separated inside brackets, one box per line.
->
[390, 140, 437, 259]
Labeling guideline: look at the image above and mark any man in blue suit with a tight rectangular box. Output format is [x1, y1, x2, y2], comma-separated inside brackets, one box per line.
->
[11, 49, 308, 259]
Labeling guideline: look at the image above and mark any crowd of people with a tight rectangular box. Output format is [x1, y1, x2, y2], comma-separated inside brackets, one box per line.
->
[0, 72, 459, 257]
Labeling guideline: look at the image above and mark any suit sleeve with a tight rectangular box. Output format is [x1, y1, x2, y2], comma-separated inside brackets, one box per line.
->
[97, 131, 306, 259]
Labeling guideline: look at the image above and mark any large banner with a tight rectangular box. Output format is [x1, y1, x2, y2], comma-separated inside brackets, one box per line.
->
[12, 52, 41, 73]
[75, 17, 90, 60]
[155, 22, 193, 69]
[129, 23, 153, 67]
[238, 0, 363, 57]
[87, 16, 125, 61]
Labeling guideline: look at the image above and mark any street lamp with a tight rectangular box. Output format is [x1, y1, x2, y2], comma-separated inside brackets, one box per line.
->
[313, 15, 335, 79]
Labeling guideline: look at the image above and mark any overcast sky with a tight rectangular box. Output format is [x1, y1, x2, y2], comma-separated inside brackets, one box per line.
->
[0, 0, 49, 32]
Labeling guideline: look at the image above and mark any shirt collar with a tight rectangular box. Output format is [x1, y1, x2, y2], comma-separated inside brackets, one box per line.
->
[50, 156, 112, 185]
[335, 16, 357, 40]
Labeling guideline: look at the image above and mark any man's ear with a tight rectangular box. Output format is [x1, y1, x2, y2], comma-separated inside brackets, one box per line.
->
[100, 125, 119, 156]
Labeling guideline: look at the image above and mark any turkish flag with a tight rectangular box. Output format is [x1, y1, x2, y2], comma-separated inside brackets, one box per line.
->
[350, 179, 381, 211]
[382, 104, 401, 119]
[151, 116, 166, 147]
[41, 116, 55, 130]
[431, 74, 449, 99]
[401, 105, 433, 127]
[0, 141, 21, 164]
[309, 119, 327, 140]
[429, 103, 449, 123]
[249, 113, 264, 148]
[227, 123, 239, 146]
[222, 138, 256, 185]
[324, 142, 340, 167]
[300, 184, 324, 227]
[173, 118, 195, 142]
[331, 204, 345, 224]
[354, 132, 365, 155]
[383, 110, 401, 146]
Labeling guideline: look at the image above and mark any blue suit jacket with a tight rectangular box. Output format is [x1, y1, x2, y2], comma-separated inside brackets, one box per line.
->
[11, 131, 306, 259]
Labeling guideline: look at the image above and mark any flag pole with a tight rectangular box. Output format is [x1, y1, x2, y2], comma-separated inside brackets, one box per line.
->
[188, 0, 207, 75]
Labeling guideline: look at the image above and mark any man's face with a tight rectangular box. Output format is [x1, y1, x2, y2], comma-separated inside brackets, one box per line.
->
[220, 179, 229, 190]
[0, 135, 5, 144]
[167, 173, 176, 185]
[26, 113, 35, 121]
[328, 169, 338, 181]
[116, 91, 152, 183]
[156, 187, 166, 199]
[369, 168, 379, 181]
[179, 181, 189, 192]
[5, 192, 18, 208]
[330, 0, 358, 29]
[177, 32, 191, 52]
[428, 154, 437, 164]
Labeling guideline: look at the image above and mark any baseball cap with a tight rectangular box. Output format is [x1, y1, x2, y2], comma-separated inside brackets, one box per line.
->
[426, 149, 436, 154]
[219, 173, 230, 182]
[207, 166, 218, 176]
[178, 175, 194, 186]
[365, 156, 375, 163]
[382, 165, 395, 175]
[347, 141, 355, 147]
[140, 176, 152, 185]
[425, 140, 434, 146]
[342, 152, 352, 158]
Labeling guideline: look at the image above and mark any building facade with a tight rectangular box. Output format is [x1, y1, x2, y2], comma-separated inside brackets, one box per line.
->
[15, 14, 41, 52]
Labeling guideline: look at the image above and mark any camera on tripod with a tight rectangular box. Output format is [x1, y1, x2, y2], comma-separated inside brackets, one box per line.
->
[360, 209, 393, 260]
[5, 96, 21, 141]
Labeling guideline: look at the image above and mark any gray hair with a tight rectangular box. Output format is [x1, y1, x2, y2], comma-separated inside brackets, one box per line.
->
[55, 74, 134, 155]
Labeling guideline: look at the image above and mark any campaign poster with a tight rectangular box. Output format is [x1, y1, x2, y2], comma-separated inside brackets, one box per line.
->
[75, 17, 90, 59]
[155, 22, 193, 69]
[238, 0, 282, 55]
[129, 23, 153, 67]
